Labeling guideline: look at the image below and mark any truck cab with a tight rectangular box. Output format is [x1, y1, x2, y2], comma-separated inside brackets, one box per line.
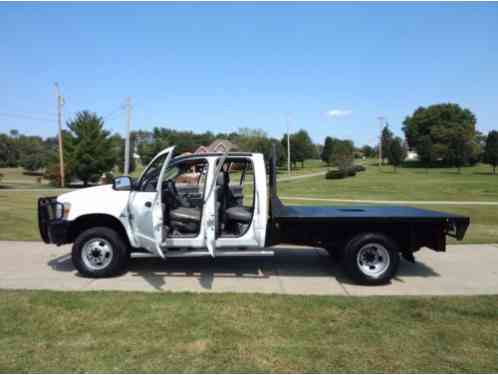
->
[39, 148, 272, 274]
[39, 145, 470, 285]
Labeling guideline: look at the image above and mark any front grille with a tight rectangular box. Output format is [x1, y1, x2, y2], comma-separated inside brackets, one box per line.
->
[38, 197, 60, 243]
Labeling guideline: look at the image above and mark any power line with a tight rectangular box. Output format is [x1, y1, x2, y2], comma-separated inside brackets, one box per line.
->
[102, 105, 126, 121]
[0, 112, 56, 121]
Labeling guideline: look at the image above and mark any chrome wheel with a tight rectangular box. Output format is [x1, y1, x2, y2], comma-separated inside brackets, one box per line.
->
[356, 243, 390, 278]
[82, 238, 114, 271]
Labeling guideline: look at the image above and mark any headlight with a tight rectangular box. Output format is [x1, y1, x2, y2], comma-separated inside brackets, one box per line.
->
[63, 202, 71, 219]
[56, 202, 71, 220]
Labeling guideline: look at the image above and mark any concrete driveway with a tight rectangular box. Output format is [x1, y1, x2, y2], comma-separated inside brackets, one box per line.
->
[0, 241, 497, 296]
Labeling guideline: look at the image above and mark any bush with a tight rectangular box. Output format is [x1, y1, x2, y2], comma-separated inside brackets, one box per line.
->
[325, 167, 361, 179]
[0, 173, 3, 183]
[325, 170, 347, 179]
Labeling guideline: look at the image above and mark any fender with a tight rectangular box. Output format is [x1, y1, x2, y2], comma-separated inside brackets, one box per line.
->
[57, 185, 138, 248]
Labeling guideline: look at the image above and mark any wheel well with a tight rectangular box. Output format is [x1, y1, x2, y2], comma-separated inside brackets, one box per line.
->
[67, 214, 131, 247]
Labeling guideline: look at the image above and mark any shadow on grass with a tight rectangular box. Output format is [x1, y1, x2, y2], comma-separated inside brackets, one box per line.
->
[48, 248, 440, 291]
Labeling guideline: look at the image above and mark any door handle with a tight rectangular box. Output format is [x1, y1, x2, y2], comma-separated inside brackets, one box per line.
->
[145, 201, 152, 208]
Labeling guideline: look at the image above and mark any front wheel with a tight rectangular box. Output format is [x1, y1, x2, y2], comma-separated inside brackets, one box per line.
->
[343, 233, 400, 285]
[72, 227, 130, 278]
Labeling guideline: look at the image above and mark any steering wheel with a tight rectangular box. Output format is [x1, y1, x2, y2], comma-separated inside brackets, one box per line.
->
[164, 179, 190, 208]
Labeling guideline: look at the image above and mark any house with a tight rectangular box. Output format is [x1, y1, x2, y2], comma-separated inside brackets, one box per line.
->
[405, 150, 419, 161]
[195, 139, 239, 154]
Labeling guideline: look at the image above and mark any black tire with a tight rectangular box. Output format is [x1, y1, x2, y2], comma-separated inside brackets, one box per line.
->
[72, 227, 130, 278]
[343, 233, 400, 285]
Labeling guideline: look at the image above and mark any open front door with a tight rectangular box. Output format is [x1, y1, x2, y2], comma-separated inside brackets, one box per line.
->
[152, 147, 175, 258]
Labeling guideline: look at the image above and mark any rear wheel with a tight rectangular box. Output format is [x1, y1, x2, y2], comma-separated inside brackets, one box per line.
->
[343, 233, 400, 285]
[72, 227, 129, 278]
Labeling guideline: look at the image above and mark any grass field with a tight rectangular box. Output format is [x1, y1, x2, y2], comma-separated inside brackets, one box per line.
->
[278, 161, 498, 202]
[1, 191, 496, 243]
[1, 161, 498, 243]
[0, 290, 496, 372]
[0, 167, 52, 189]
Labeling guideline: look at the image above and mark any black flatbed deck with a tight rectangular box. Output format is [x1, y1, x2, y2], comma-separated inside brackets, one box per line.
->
[274, 205, 466, 221]
[270, 200, 470, 241]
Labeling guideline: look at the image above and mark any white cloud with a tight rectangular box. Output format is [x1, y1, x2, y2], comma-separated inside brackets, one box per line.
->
[326, 109, 352, 118]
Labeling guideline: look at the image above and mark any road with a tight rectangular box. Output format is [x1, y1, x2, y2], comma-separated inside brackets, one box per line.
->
[1, 241, 497, 295]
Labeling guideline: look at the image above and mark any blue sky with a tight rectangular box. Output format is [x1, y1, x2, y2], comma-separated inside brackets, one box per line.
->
[1, 2, 497, 146]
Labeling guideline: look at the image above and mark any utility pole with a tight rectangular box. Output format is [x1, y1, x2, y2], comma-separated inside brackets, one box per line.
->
[54, 83, 65, 187]
[378, 116, 385, 168]
[124, 97, 132, 175]
[287, 114, 291, 176]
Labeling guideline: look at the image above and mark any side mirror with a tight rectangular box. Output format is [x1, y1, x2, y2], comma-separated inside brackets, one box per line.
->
[112, 176, 132, 191]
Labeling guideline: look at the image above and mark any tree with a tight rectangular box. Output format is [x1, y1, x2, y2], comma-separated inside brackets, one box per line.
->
[0, 133, 19, 167]
[19, 136, 49, 172]
[417, 135, 434, 171]
[484, 130, 498, 175]
[321, 136, 334, 166]
[233, 128, 274, 163]
[44, 130, 75, 186]
[331, 140, 354, 174]
[361, 145, 375, 159]
[113, 133, 137, 174]
[446, 127, 472, 173]
[403, 103, 476, 167]
[388, 137, 406, 172]
[381, 126, 394, 164]
[65, 111, 116, 186]
[281, 129, 315, 168]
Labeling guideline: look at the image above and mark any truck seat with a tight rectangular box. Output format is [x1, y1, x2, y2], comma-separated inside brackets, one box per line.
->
[169, 207, 201, 222]
[225, 206, 252, 223]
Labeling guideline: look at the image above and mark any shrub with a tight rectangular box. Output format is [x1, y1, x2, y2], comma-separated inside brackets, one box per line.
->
[325, 170, 347, 179]
[325, 167, 362, 179]
[0, 173, 3, 183]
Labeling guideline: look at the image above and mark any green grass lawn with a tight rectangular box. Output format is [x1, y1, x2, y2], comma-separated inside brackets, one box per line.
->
[278, 162, 498, 202]
[0, 290, 496, 372]
[1, 192, 498, 244]
[276, 158, 328, 176]
[0, 167, 52, 189]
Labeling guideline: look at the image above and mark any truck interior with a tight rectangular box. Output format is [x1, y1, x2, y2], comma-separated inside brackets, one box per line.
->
[216, 158, 255, 237]
[151, 155, 255, 238]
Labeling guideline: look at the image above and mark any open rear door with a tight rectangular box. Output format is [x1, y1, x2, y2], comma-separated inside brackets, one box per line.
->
[202, 151, 228, 257]
[152, 146, 175, 258]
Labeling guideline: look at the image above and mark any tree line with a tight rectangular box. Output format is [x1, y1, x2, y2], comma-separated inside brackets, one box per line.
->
[402, 103, 498, 173]
[1, 102, 497, 187]
[0, 111, 321, 186]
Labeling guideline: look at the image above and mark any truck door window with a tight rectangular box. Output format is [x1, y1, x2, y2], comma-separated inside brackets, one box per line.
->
[162, 159, 208, 208]
[161, 158, 208, 237]
[138, 153, 169, 192]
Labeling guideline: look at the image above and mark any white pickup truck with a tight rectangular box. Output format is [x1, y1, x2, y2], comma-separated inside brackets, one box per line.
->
[38, 145, 469, 285]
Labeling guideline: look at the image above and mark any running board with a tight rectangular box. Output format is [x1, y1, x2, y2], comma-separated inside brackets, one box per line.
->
[165, 250, 275, 258]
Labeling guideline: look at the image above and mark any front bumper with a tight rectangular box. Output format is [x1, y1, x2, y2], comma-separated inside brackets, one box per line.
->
[38, 197, 70, 245]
